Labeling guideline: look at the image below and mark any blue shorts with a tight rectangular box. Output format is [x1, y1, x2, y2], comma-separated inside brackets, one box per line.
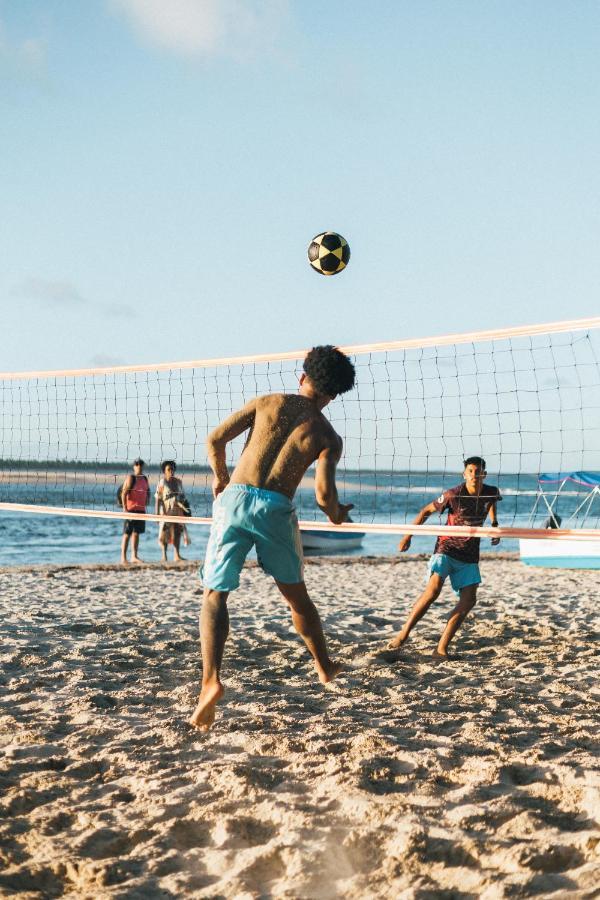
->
[201, 484, 304, 592]
[428, 553, 481, 595]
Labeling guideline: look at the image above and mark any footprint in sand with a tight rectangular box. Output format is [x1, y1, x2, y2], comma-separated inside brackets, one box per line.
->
[213, 816, 277, 849]
[499, 763, 550, 786]
[87, 693, 117, 710]
[518, 843, 585, 874]
[2, 788, 59, 817]
[41, 811, 76, 835]
[422, 836, 479, 868]
[168, 817, 213, 851]
[235, 846, 287, 890]
[0, 865, 65, 897]
[358, 755, 418, 795]
[76, 826, 155, 860]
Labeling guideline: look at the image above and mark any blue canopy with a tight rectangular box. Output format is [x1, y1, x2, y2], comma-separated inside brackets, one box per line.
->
[539, 471, 600, 487]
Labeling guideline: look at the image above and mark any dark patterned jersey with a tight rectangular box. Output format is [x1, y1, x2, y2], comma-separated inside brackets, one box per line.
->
[432, 483, 502, 563]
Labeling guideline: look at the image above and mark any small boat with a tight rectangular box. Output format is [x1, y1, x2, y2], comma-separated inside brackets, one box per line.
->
[301, 529, 365, 552]
[519, 471, 600, 569]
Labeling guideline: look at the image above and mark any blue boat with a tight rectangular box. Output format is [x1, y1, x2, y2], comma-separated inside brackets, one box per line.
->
[519, 472, 600, 569]
[301, 529, 365, 552]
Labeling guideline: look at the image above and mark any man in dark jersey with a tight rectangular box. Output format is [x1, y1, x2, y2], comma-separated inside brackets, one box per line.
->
[387, 457, 501, 658]
[190, 346, 355, 731]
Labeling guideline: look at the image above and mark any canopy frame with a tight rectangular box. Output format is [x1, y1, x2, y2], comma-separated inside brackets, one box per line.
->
[528, 475, 600, 528]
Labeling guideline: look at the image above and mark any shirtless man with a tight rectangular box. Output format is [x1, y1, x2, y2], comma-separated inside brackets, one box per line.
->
[189, 345, 356, 731]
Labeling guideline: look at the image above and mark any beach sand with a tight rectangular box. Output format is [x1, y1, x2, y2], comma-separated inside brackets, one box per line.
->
[0, 558, 598, 898]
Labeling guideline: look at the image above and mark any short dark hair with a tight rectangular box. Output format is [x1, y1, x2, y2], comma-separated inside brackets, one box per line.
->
[303, 345, 355, 397]
[464, 456, 486, 469]
[161, 459, 177, 473]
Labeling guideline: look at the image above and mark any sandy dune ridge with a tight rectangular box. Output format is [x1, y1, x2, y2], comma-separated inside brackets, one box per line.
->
[0, 558, 598, 898]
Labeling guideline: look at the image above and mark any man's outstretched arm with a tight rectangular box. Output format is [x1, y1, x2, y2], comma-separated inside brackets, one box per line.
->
[488, 502, 500, 545]
[206, 400, 257, 497]
[314, 438, 353, 525]
[398, 501, 439, 551]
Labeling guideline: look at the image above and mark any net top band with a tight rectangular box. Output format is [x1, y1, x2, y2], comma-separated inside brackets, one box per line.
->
[1, 316, 599, 380]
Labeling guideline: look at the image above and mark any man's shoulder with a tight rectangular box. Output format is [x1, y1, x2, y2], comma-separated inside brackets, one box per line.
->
[482, 483, 500, 496]
[432, 483, 461, 507]
[256, 392, 291, 410]
[318, 414, 341, 444]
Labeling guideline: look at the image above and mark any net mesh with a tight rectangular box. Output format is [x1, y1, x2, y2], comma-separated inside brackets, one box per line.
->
[1, 322, 600, 533]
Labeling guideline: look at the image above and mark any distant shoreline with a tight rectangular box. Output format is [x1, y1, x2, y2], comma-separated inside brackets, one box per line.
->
[0, 461, 546, 477]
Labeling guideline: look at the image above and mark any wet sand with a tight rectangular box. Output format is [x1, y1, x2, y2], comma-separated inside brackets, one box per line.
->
[1, 558, 598, 898]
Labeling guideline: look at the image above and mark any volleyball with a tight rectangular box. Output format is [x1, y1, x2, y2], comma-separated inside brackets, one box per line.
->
[307, 231, 350, 276]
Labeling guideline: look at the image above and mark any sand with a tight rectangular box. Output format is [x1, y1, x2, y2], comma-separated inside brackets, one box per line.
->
[0, 557, 598, 899]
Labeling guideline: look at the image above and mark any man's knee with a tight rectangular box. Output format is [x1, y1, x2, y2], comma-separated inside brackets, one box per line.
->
[425, 576, 444, 601]
[203, 589, 229, 610]
[458, 586, 478, 610]
[276, 580, 312, 613]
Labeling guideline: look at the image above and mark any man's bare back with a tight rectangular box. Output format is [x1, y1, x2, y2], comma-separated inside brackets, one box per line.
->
[229, 393, 339, 498]
[207, 385, 348, 522]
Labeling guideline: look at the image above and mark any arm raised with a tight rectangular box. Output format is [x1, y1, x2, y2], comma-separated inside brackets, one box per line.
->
[206, 399, 257, 498]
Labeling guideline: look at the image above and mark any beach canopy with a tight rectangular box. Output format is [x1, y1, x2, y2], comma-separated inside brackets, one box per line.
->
[538, 471, 600, 486]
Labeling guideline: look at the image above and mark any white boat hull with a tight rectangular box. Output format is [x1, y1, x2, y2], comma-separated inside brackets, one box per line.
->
[301, 530, 365, 552]
[519, 538, 600, 569]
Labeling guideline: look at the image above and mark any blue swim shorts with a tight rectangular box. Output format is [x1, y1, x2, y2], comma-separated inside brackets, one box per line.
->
[428, 553, 481, 595]
[201, 484, 304, 592]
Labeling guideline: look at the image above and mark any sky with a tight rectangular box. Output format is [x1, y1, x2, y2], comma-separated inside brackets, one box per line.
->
[2, 0, 600, 374]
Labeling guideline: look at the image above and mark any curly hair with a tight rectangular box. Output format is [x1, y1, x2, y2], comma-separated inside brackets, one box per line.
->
[161, 459, 177, 473]
[303, 345, 355, 397]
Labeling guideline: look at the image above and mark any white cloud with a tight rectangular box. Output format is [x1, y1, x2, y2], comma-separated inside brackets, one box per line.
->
[110, 0, 289, 59]
[101, 302, 136, 319]
[10, 279, 136, 320]
[89, 354, 125, 367]
[10, 278, 86, 306]
[0, 17, 47, 77]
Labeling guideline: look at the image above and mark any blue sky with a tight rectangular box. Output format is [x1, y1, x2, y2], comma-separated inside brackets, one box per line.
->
[2, 1, 600, 373]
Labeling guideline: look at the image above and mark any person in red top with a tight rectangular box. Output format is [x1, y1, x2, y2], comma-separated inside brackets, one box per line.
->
[387, 457, 501, 658]
[120, 458, 150, 565]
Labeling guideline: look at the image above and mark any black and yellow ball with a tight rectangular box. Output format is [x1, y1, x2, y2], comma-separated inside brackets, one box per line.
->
[308, 231, 350, 276]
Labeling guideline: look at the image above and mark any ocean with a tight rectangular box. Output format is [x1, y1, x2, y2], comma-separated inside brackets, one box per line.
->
[1, 469, 595, 566]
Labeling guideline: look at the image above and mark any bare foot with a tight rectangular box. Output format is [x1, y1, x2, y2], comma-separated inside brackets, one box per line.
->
[174, 555, 186, 563]
[374, 633, 407, 662]
[317, 660, 342, 685]
[189, 682, 225, 731]
[160, 554, 167, 563]
[386, 633, 407, 650]
[131, 557, 143, 564]
[120, 558, 129, 566]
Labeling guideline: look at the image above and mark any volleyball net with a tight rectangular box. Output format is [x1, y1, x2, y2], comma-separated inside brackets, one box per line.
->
[1, 316, 600, 541]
